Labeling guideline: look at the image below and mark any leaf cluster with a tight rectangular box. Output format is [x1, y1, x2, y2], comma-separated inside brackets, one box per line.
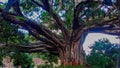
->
[87, 38, 119, 68]
[12, 52, 34, 68]
[0, 20, 29, 45]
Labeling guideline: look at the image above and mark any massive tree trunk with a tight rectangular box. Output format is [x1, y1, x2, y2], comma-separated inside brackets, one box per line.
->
[59, 40, 86, 66]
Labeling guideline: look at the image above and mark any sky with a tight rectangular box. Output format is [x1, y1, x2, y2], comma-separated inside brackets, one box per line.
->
[0, 0, 119, 55]
[83, 33, 119, 55]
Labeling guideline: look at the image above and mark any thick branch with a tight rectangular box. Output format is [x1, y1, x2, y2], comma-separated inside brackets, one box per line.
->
[31, 0, 45, 10]
[74, 18, 119, 43]
[0, 43, 58, 54]
[26, 19, 63, 46]
[0, 8, 63, 47]
[1, 13, 55, 46]
[78, 25, 120, 46]
[3, 0, 63, 46]
[72, 1, 98, 30]
[12, 0, 23, 16]
[71, 1, 99, 43]
[72, 0, 119, 42]
[48, 12, 70, 41]
[32, 0, 70, 42]
[116, 0, 120, 10]
[28, 28, 57, 46]
[5, 0, 17, 11]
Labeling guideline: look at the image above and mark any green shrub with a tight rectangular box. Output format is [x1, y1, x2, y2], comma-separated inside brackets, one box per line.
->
[13, 53, 34, 68]
[87, 39, 118, 68]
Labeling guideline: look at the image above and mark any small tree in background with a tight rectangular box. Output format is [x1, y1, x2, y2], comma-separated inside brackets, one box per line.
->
[87, 38, 119, 68]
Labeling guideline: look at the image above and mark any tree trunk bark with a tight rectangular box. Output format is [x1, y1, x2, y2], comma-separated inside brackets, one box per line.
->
[59, 41, 86, 66]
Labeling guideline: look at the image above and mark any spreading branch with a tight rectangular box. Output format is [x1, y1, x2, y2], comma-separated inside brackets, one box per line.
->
[0, 43, 58, 54]
[0, 8, 63, 47]
[71, 1, 99, 42]
[75, 17, 119, 42]
[32, 0, 70, 41]
[72, 1, 98, 30]
[72, 0, 119, 42]
[4, 0, 63, 46]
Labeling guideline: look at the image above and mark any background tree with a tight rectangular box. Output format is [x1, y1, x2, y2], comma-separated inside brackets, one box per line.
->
[0, 0, 120, 66]
[0, 19, 34, 68]
[87, 38, 119, 68]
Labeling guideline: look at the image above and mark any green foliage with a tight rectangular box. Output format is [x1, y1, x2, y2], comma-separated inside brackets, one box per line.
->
[0, 47, 34, 68]
[0, 20, 29, 44]
[88, 3, 98, 8]
[20, 0, 36, 14]
[64, 11, 73, 30]
[41, 12, 50, 23]
[0, 47, 34, 67]
[87, 52, 110, 68]
[82, 8, 106, 26]
[0, 47, 12, 57]
[12, 52, 34, 68]
[17, 16, 26, 21]
[0, 20, 33, 67]
[87, 38, 119, 68]
[0, 4, 5, 8]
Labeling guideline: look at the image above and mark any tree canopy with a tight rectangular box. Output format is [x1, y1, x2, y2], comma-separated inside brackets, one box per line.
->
[0, 0, 120, 66]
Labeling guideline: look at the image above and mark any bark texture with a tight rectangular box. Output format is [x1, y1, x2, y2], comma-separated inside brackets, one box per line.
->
[59, 40, 86, 66]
